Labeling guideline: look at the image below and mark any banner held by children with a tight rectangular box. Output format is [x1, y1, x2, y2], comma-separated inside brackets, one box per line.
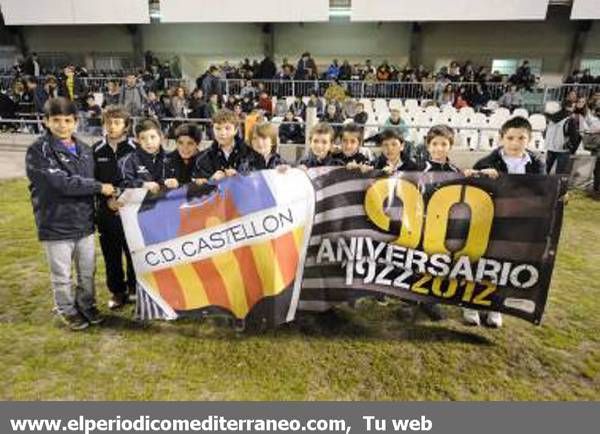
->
[300, 167, 567, 324]
[118, 169, 315, 326]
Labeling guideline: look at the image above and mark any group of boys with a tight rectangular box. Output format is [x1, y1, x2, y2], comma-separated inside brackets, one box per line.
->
[26, 96, 546, 330]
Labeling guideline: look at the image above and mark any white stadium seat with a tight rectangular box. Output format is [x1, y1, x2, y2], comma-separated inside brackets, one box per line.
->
[513, 108, 529, 118]
[529, 113, 547, 151]
[389, 99, 403, 110]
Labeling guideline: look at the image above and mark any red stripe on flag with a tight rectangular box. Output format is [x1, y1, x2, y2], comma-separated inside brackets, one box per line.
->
[153, 268, 186, 310]
[191, 259, 231, 310]
[271, 232, 299, 287]
[233, 246, 264, 310]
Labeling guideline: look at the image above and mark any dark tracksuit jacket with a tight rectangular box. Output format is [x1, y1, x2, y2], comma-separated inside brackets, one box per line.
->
[118, 147, 167, 189]
[421, 159, 461, 173]
[26, 133, 102, 241]
[297, 152, 345, 168]
[371, 154, 419, 172]
[93, 136, 137, 295]
[332, 150, 371, 165]
[191, 137, 266, 179]
[163, 150, 199, 185]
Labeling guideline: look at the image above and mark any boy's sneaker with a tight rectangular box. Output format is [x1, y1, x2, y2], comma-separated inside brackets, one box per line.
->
[419, 303, 445, 321]
[58, 312, 89, 331]
[486, 311, 503, 328]
[81, 307, 104, 325]
[108, 293, 128, 310]
[462, 308, 481, 326]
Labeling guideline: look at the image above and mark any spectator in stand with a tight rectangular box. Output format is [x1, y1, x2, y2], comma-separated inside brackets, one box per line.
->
[565, 90, 578, 105]
[339, 60, 353, 81]
[279, 110, 305, 144]
[295, 52, 318, 80]
[361, 60, 376, 80]
[307, 93, 324, 118]
[188, 89, 206, 118]
[447, 61, 461, 81]
[326, 59, 341, 80]
[290, 95, 306, 120]
[512, 60, 535, 90]
[201, 66, 222, 97]
[240, 80, 258, 100]
[205, 93, 221, 119]
[438, 83, 455, 108]
[324, 79, 347, 104]
[273, 97, 288, 118]
[466, 82, 491, 110]
[377, 61, 392, 81]
[321, 103, 344, 137]
[170, 86, 188, 118]
[498, 84, 524, 110]
[383, 108, 409, 138]
[22, 53, 41, 77]
[257, 56, 277, 79]
[147, 91, 166, 119]
[257, 91, 273, 116]
[118, 73, 147, 116]
[225, 95, 238, 111]
[58, 65, 87, 107]
[353, 102, 369, 125]
[24, 76, 45, 114]
[342, 98, 358, 120]
[103, 80, 121, 107]
[454, 86, 470, 109]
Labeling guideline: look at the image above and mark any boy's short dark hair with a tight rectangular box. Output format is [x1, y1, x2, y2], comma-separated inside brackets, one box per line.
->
[499, 116, 532, 137]
[379, 128, 404, 144]
[426, 124, 455, 146]
[174, 123, 201, 143]
[309, 122, 335, 141]
[102, 105, 131, 127]
[341, 122, 364, 144]
[43, 97, 77, 119]
[212, 109, 239, 126]
[134, 118, 162, 137]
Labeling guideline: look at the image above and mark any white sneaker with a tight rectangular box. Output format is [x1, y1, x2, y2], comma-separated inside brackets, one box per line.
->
[462, 308, 481, 326]
[486, 311, 503, 328]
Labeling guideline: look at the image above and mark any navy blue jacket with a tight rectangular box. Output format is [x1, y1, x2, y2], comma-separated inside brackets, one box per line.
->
[264, 152, 287, 169]
[421, 159, 460, 173]
[118, 147, 167, 189]
[332, 150, 371, 165]
[371, 154, 418, 172]
[26, 134, 102, 241]
[163, 150, 199, 185]
[192, 138, 265, 179]
[298, 152, 344, 168]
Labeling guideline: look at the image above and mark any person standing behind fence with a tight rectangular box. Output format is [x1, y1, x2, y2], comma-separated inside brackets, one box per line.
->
[545, 100, 581, 175]
[201, 66, 222, 97]
[119, 73, 148, 117]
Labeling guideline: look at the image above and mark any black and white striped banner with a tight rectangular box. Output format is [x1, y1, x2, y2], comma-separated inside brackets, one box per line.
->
[299, 167, 567, 324]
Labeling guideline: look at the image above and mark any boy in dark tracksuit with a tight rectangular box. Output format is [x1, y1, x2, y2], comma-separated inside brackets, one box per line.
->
[26, 97, 115, 330]
[332, 122, 371, 168]
[415, 125, 461, 321]
[163, 123, 201, 186]
[371, 128, 418, 173]
[192, 109, 265, 182]
[118, 118, 168, 193]
[249, 121, 289, 169]
[464, 116, 545, 328]
[93, 105, 137, 309]
[298, 122, 345, 168]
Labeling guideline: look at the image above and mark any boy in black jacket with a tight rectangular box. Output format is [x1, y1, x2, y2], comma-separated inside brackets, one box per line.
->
[333, 122, 371, 169]
[463, 116, 545, 328]
[250, 121, 288, 169]
[163, 123, 202, 186]
[93, 105, 137, 309]
[119, 118, 169, 193]
[298, 122, 345, 168]
[421, 125, 461, 173]
[371, 128, 418, 173]
[192, 109, 265, 182]
[26, 97, 115, 330]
